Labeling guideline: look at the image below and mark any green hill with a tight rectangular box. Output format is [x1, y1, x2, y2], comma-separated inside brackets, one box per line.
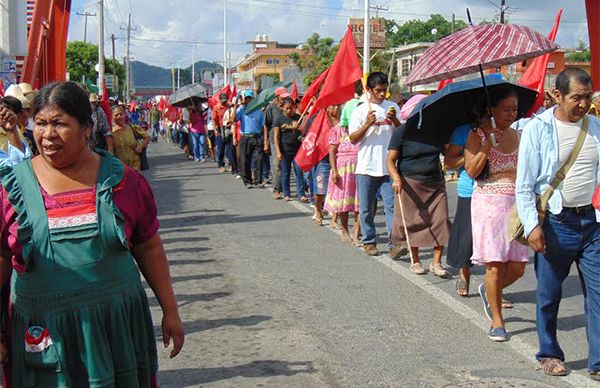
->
[132, 60, 220, 89]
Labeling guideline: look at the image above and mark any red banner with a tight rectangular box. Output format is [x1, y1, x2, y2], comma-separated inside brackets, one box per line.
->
[294, 109, 331, 172]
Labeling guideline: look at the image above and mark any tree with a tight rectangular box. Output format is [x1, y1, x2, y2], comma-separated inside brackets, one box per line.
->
[566, 50, 592, 62]
[384, 14, 468, 47]
[289, 33, 337, 86]
[66, 41, 126, 96]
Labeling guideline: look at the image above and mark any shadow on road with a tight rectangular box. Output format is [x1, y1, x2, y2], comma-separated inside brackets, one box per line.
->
[148, 292, 232, 308]
[167, 259, 216, 266]
[157, 360, 317, 386]
[183, 315, 272, 335]
[159, 212, 309, 229]
[170, 273, 224, 284]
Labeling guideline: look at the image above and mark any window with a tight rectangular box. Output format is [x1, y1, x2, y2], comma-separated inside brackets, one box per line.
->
[401, 59, 410, 76]
[266, 59, 280, 65]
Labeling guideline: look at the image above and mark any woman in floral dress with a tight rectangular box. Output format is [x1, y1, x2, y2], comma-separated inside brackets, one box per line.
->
[324, 119, 361, 245]
[465, 86, 529, 342]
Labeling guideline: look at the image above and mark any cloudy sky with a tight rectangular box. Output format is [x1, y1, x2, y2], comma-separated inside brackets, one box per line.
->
[68, 0, 590, 69]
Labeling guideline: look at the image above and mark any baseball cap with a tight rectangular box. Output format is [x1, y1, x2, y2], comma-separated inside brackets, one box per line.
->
[242, 90, 254, 98]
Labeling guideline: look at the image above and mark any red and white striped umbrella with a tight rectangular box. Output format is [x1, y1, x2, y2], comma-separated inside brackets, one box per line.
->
[405, 24, 559, 86]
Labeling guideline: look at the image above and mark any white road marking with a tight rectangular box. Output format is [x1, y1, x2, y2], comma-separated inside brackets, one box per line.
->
[281, 193, 595, 387]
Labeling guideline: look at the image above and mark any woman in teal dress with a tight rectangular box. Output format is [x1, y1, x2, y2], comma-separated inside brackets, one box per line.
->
[0, 82, 184, 387]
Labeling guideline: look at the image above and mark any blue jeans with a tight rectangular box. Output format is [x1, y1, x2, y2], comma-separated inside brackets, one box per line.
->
[535, 209, 600, 372]
[356, 174, 395, 246]
[190, 132, 206, 160]
[280, 155, 306, 198]
[215, 135, 224, 166]
[262, 155, 271, 181]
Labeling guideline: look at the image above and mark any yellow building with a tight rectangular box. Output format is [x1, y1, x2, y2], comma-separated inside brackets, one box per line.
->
[236, 35, 301, 89]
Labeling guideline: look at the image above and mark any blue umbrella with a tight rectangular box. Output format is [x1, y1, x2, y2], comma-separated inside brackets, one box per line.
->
[402, 76, 537, 146]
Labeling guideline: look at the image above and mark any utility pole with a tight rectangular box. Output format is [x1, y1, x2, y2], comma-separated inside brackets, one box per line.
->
[500, 0, 507, 24]
[363, 0, 370, 82]
[452, 13, 456, 33]
[177, 63, 181, 90]
[121, 13, 136, 103]
[77, 11, 96, 43]
[192, 43, 196, 84]
[223, 0, 228, 87]
[370, 4, 388, 18]
[97, 0, 105, 97]
[111, 34, 118, 96]
[171, 58, 175, 92]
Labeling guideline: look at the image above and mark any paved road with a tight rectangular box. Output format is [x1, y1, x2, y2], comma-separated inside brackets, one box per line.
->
[143, 141, 596, 387]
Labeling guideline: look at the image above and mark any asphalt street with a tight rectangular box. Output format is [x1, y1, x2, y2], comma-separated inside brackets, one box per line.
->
[144, 141, 597, 388]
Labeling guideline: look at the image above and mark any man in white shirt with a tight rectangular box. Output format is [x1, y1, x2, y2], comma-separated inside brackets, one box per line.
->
[516, 68, 600, 380]
[349, 72, 401, 256]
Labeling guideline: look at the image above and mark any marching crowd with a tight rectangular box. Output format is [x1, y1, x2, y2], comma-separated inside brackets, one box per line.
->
[0, 65, 598, 385]
[152, 68, 600, 380]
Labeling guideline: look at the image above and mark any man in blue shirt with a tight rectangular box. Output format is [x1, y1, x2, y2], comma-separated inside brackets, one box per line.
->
[235, 90, 265, 188]
[515, 68, 600, 380]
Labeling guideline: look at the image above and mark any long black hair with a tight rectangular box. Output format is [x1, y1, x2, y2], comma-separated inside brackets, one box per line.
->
[32, 82, 93, 128]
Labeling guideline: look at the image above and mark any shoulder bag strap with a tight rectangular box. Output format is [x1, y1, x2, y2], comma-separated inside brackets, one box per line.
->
[538, 116, 589, 209]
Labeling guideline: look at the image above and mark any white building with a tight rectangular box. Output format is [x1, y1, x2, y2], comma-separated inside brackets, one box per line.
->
[388, 43, 438, 93]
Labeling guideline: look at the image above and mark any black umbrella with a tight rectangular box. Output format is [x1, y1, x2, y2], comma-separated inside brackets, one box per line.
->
[169, 83, 210, 108]
[402, 76, 537, 146]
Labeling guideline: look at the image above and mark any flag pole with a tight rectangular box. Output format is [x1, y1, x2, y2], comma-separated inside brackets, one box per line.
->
[298, 97, 316, 124]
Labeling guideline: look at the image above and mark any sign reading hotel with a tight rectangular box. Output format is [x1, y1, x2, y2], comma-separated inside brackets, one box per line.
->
[349, 18, 386, 49]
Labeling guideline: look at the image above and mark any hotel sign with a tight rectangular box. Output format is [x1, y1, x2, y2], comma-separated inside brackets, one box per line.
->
[349, 18, 386, 49]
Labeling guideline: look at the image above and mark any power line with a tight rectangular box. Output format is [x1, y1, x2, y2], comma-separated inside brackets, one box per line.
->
[117, 37, 248, 45]
[76, 11, 96, 43]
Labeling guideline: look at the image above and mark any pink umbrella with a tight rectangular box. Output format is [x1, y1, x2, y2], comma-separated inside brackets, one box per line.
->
[405, 23, 559, 87]
[400, 94, 427, 123]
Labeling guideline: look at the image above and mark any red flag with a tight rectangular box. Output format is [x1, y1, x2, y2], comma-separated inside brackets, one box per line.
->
[158, 97, 168, 112]
[311, 26, 362, 113]
[300, 67, 330, 113]
[291, 80, 299, 101]
[0, 80, 4, 97]
[228, 85, 237, 102]
[437, 78, 453, 91]
[294, 109, 331, 172]
[520, 9, 562, 117]
[100, 79, 112, 124]
[208, 85, 231, 109]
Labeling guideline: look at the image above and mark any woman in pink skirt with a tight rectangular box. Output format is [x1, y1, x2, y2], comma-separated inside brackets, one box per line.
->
[324, 120, 361, 245]
[465, 86, 529, 342]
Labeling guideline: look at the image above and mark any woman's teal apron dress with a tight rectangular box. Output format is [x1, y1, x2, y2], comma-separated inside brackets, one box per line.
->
[1, 153, 158, 387]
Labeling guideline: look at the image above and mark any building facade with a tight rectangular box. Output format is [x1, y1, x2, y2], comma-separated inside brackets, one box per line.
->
[235, 35, 301, 89]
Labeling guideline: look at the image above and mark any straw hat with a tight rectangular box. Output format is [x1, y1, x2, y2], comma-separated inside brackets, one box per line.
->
[18, 83, 34, 95]
[4, 84, 30, 109]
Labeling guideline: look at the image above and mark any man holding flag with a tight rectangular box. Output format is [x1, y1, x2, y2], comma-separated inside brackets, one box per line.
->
[349, 72, 401, 256]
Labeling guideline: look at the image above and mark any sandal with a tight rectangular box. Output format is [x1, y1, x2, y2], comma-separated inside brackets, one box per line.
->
[538, 358, 567, 376]
[284, 196, 292, 202]
[590, 371, 600, 381]
[299, 196, 310, 203]
[455, 277, 469, 297]
[502, 298, 514, 309]
[273, 192, 284, 200]
[429, 263, 449, 278]
[410, 263, 426, 275]
[314, 217, 323, 226]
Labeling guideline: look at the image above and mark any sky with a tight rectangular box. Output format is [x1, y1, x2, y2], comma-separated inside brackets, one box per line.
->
[68, 0, 591, 70]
